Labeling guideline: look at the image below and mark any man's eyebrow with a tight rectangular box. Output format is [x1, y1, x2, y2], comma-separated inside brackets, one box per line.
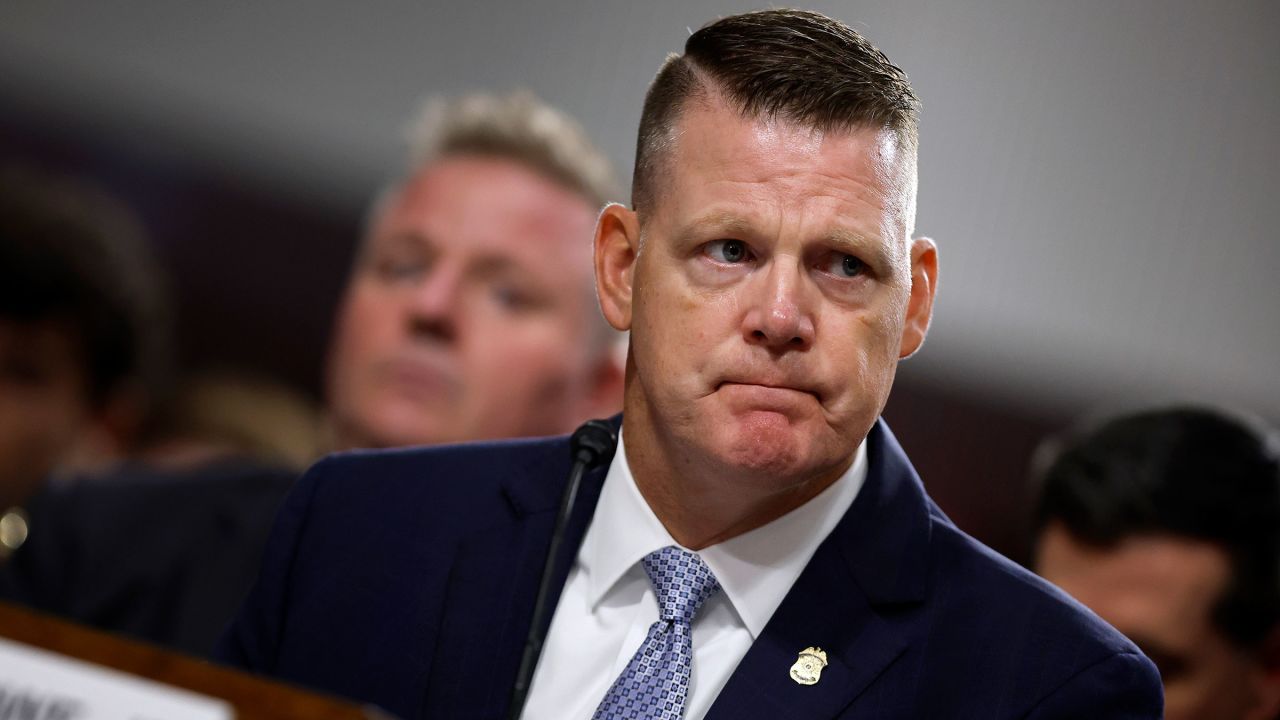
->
[358, 230, 427, 265]
[471, 254, 523, 277]
[678, 211, 756, 240]
[826, 227, 897, 273]
[677, 210, 899, 272]
[365, 229, 430, 253]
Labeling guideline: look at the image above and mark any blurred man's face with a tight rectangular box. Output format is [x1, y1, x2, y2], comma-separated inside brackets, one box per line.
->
[0, 319, 90, 508]
[598, 95, 935, 504]
[1038, 524, 1278, 720]
[326, 155, 611, 449]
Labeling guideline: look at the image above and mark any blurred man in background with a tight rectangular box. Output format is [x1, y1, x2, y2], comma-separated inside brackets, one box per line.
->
[1035, 407, 1280, 720]
[1, 91, 623, 655]
[326, 91, 623, 450]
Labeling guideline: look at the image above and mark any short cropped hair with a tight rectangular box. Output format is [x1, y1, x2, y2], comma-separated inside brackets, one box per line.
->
[1034, 407, 1280, 650]
[406, 90, 620, 210]
[0, 166, 169, 408]
[632, 8, 921, 213]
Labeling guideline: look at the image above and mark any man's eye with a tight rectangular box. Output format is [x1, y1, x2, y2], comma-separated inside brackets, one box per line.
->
[705, 239, 750, 264]
[493, 286, 526, 308]
[826, 253, 865, 278]
[491, 284, 546, 312]
[375, 257, 427, 281]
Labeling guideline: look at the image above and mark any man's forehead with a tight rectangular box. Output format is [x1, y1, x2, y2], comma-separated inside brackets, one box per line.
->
[370, 157, 596, 252]
[395, 157, 590, 216]
[1041, 528, 1232, 629]
[648, 102, 915, 243]
[655, 98, 915, 226]
[676, 93, 911, 170]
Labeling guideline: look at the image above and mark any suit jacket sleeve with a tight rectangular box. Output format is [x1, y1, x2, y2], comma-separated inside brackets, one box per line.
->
[214, 456, 327, 671]
[1026, 650, 1163, 719]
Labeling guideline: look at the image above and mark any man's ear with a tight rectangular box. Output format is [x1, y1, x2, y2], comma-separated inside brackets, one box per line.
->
[899, 236, 938, 359]
[595, 203, 641, 332]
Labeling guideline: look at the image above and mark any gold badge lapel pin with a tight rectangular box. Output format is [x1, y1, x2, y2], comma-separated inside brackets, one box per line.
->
[789, 646, 828, 686]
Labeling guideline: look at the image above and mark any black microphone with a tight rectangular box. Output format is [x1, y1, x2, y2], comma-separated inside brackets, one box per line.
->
[507, 419, 618, 720]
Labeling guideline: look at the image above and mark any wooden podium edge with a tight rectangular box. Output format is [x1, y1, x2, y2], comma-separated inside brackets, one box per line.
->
[0, 601, 393, 719]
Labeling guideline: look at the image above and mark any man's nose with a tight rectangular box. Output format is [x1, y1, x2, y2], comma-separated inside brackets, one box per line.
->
[741, 260, 815, 352]
[406, 265, 462, 342]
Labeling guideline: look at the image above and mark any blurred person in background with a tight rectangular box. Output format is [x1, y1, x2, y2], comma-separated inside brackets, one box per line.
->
[1034, 407, 1280, 720]
[1, 91, 624, 656]
[325, 90, 623, 450]
[0, 166, 307, 652]
[0, 165, 168, 557]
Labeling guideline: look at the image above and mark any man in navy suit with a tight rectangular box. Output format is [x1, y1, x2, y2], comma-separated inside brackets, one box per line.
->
[220, 9, 1163, 718]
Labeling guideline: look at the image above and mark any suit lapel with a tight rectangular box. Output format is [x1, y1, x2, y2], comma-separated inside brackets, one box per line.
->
[705, 421, 933, 720]
[421, 429, 614, 719]
[703, 544, 909, 720]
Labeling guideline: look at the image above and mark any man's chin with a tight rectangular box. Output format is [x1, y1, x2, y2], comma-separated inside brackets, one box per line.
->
[359, 403, 458, 449]
[704, 410, 815, 478]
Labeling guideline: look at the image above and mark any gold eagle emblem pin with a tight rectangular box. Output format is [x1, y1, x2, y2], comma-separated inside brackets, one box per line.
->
[789, 646, 828, 685]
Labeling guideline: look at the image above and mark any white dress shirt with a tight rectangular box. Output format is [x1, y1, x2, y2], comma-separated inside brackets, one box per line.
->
[520, 432, 867, 720]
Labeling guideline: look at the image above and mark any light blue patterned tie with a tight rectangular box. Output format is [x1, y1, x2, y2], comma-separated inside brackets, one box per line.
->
[592, 545, 722, 720]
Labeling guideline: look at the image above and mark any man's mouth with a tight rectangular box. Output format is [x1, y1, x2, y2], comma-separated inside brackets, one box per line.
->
[716, 379, 821, 404]
[382, 357, 458, 400]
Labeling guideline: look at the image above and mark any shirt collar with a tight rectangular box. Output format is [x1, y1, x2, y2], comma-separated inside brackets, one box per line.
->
[580, 430, 868, 639]
[584, 431, 678, 610]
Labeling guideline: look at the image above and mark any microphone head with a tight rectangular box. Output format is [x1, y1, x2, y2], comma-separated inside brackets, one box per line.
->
[570, 419, 618, 469]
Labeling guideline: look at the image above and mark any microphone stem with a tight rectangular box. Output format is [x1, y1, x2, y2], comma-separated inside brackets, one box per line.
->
[507, 451, 589, 720]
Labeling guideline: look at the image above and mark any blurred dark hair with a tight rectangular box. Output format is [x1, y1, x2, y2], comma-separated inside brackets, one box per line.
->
[1034, 406, 1280, 650]
[0, 165, 170, 409]
[632, 8, 920, 212]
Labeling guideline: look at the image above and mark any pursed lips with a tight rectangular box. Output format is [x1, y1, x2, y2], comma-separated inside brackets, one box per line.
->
[716, 378, 821, 403]
[381, 356, 459, 399]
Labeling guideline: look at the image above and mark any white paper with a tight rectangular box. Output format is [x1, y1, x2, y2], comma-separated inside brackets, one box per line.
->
[0, 636, 232, 720]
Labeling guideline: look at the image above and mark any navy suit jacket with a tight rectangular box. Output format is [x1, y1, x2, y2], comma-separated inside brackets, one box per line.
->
[218, 420, 1162, 719]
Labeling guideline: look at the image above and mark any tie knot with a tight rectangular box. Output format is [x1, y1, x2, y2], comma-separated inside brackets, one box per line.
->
[641, 546, 721, 624]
